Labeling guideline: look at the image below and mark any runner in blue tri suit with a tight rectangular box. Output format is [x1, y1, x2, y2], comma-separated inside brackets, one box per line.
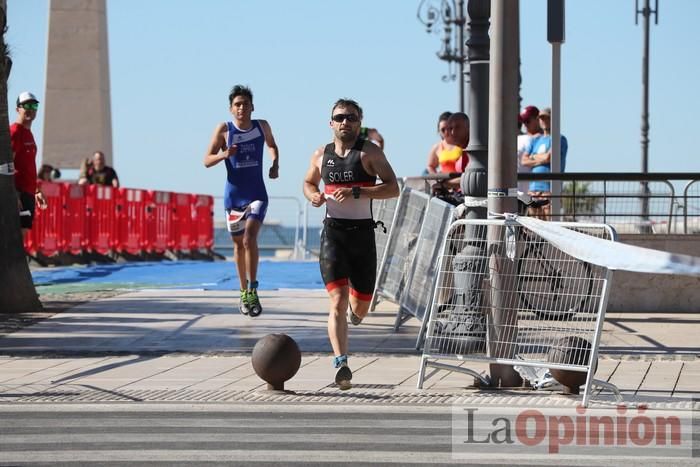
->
[303, 98, 399, 390]
[204, 85, 279, 317]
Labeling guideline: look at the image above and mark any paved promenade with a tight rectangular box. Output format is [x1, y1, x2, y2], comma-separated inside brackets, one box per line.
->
[0, 289, 698, 407]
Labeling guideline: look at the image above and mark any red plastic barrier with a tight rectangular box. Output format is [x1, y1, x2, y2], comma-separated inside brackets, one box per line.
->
[145, 190, 172, 253]
[24, 181, 64, 257]
[172, 192, 193, 252]
[191, 194, 214, 250]
[23, 181, 212, 259]
[116, 187, 147, 255]
[63, 183, 89, 255]
[86, 184, 117, 255]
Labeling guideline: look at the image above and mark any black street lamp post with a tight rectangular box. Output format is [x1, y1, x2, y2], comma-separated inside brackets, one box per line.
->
[417, 0, 467, 112]
[636, 0, 658, 232]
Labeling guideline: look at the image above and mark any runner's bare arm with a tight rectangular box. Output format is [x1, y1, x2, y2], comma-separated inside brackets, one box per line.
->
[203, 123, 235, 168]
[358, 143, 400, 200]
[303, 147, 326, 208]
[259, 119, 279, 179]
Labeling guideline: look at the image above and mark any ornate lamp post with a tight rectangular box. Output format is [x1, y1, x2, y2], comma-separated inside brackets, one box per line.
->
[417, 0, 467, 112]
[636, 0, 658, 233]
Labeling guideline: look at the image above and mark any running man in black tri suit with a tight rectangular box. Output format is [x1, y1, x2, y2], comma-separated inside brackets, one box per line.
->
[303, 98, 399, 390]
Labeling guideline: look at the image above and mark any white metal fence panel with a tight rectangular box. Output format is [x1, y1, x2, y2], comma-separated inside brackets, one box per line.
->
[371, 187, 429, 307]
[396, 197, 453, 341]
[418, 218, 619, 407]
[684, 180, 700, 234]
[373, 196, 400, 270]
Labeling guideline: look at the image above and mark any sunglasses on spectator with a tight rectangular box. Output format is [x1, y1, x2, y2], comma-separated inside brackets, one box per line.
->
[332, 113, 360, 123]
[21, 102, 39, 110]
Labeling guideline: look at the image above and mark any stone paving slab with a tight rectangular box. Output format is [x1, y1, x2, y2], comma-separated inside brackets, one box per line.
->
[0, 290, 418, 356]
[602, 312, 700, 355]
[0, 354, 696, 408]
[637, 360, 684, 398]
[0, 289, 698, 407]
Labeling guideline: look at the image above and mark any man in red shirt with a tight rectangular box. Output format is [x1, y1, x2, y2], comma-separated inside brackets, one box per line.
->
[11, 91, 46, 239]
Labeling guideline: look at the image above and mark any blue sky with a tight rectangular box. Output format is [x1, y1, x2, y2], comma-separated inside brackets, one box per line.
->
[6, 0, 700, 226]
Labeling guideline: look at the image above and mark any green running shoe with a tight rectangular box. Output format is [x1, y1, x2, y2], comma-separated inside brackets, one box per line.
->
[238, 289, 249, 316]
[247, 288, 262, 317]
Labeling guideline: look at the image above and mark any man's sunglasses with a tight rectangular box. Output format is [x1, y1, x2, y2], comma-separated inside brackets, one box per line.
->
[20, 103, 39, 111]
[332, 113, 359, 123]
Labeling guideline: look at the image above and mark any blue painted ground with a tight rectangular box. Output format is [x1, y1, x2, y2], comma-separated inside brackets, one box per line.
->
[31, 260, 324, 294]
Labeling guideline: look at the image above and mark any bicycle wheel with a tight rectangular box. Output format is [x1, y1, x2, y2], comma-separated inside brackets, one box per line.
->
[516, 243, 594, 320]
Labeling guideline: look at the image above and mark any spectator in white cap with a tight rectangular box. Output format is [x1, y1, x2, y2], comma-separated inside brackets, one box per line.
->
[11, 91, 46, 240]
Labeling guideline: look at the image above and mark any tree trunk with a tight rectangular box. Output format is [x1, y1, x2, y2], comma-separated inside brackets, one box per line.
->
[0, 1, 42, 313]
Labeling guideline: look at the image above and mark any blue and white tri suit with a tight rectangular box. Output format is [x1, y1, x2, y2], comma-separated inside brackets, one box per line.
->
[223, 120, 269, 235]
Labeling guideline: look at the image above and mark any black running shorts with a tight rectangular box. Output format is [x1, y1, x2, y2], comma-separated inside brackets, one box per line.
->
[319, 218, 377, 301]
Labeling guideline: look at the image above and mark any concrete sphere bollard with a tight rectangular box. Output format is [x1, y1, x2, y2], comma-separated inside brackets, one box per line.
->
[251, 333, 301, 391]
[548, 335, 594, 395]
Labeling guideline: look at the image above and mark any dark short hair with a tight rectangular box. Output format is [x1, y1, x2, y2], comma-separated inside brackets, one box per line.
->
[449, 112, 470, 125]
[437, 111, 452, 131]
[331, 98, 363, 120]
[229, 85, 253, 107]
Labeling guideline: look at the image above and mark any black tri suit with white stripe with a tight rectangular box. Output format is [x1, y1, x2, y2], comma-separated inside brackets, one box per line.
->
[319, 137, 378, 301]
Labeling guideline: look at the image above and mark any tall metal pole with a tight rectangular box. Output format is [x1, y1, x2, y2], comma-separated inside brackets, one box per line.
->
[548, 0, 565, 220]
[486, 0, 521, 388]
[636, 0, 658, 232]
[457, 0, 466, 112]
[637, 0, 657, 174]
[465, 0, 490, 174]
[550, 42, 562, 219]
[462, 0, 491, 387]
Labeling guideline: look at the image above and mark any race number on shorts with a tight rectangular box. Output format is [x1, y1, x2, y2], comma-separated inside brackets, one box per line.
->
[226, 207, 250, 234]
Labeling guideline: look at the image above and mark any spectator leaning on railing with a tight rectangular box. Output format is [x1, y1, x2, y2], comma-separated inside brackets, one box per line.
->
[520, 107, 568, 219]
[431, 112, 470, 195]
[426, 111, 454, 175]
[517, 105, 542, 195]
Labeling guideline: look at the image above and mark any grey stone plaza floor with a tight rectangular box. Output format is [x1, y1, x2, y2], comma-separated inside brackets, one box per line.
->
[0, 289, 697, 408]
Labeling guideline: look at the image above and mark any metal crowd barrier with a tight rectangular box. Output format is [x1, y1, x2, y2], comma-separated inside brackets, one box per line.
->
[396, 196, 454, 348]
[370, 186, 429, 311]
[372, 196, 400, 275]
[417, 218, 620, 407]
[683, 179, 700, 234]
